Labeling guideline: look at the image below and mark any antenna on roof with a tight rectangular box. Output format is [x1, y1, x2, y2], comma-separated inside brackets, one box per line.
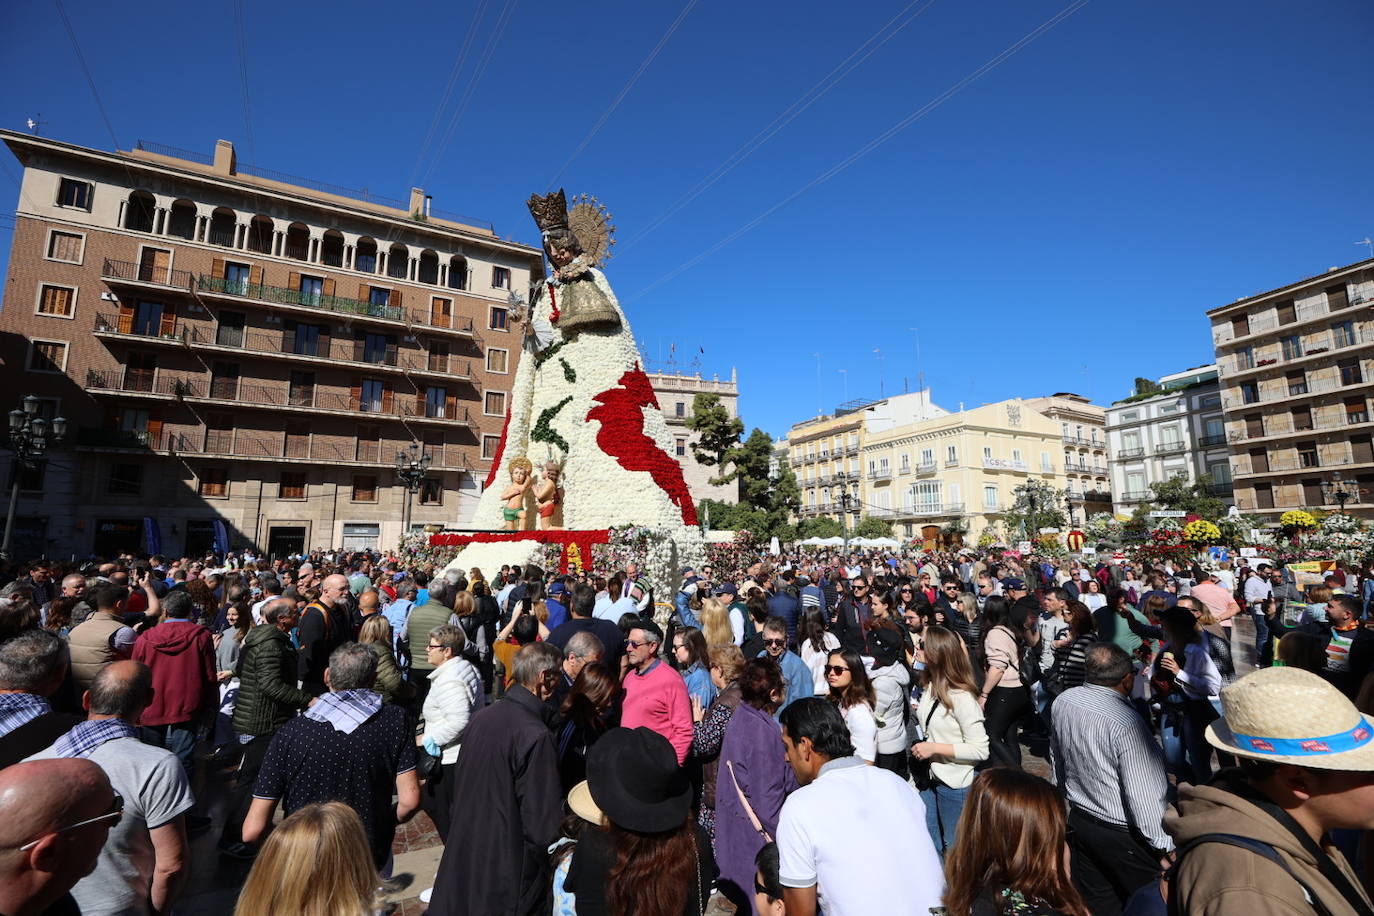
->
[25, 115, 43, 135]
[1357, 237, 1373, 260]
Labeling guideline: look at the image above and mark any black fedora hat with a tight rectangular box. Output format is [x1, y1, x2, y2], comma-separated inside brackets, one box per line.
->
[586, 727, 691, 833]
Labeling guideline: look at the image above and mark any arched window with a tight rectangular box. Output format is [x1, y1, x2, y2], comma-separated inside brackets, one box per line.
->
[246, 214, 274, 254]
[208, 207, 237, 247]
[355, 237, 378, 273]
[321, 230, 344, 268]
[166, 199, 196, 240]
[124, 190, 156, 232]
[447, 255, 467, 290]
[387, 243, 409, 280]
[284, 221, 310, 261]
[417, 249, 439, 285]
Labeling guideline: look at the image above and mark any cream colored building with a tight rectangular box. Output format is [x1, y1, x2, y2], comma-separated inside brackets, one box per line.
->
[647, 369, 740, 505]
[861, 398, 1070, 543]
[1023, 393, 1112, 520]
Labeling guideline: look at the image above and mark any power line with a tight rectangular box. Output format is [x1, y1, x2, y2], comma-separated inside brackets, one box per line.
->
[627, 0, 1090, 302]
[619, 0, 938, 253]
[234, 0, 258, 168]
[545, 0, 701, 191]
[53, 0, 121, 150]
[419, 0, 521, 187]
[409, 0, 491, 188]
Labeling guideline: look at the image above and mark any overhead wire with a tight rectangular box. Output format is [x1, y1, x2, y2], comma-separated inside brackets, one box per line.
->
[408, 0, 491, 189]
[626, 0, 1090, 303]
[234, 0, 258, 169]
[544, 0, 701, 191]
[53, 0, 121, 152]
[419, 0, 521, 187]
[619, 0, 938, 254]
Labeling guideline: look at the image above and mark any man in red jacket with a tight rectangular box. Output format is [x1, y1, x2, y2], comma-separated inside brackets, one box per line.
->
[131, 590, 216, 781]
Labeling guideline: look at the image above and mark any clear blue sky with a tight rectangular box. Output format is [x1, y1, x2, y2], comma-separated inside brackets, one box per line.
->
[3, 0, 1372, 439]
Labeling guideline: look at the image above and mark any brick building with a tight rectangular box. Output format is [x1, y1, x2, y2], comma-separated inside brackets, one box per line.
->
[0, 131, 543, 559]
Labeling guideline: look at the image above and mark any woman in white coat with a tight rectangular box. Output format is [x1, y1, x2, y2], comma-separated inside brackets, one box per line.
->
[419, 624, 482, 841]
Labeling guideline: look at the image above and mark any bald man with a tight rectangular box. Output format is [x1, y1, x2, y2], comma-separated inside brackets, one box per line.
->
[297, 574, 351, 696]
[0, 758, 117, 916]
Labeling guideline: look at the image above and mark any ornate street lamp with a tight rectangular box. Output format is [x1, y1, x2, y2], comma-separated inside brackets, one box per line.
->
[394, 441, 432, 535]
[2, 395, 66, 560]
[1321, 470, 1357, 515]
[831, 471, 854, 549]
[1065, 493, 1077, 528]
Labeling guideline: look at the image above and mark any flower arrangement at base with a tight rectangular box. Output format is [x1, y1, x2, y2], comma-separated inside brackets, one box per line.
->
[1183, 520, 1221, 544]
[1280, 510, 1318, 530]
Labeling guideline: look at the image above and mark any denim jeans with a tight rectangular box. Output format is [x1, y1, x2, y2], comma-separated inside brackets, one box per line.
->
[920, 781, 970, 856]
[1251, 607, 1270, 662]
[1158, 697, 1215, 788]
[140, 722, 198, 780]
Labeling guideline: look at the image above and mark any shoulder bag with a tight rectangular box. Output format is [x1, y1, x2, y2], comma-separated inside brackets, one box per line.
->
[726, 760, 772, 843]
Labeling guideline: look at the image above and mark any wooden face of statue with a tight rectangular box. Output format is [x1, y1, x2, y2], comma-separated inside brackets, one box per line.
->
[547, 244, 576, 268]
[544, 464, 560, 482]
[512, 466, 529, 483]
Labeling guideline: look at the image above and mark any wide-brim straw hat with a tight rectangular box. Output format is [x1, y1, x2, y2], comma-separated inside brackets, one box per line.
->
[1206, 667, 1374, 771]
[567, 780, 604, 826]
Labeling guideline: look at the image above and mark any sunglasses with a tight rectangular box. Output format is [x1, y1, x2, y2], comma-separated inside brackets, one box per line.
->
[20, 793, 124, 851]
[825, 665, 849, 675]
[763, 638, 786, 647]
[625, 640, 649, 649]
[426, 644, 446, 651]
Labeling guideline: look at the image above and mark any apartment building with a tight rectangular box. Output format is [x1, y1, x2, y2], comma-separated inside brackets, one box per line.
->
[647, 368, 741, 505]
[1023, 392, 1112, 520]
[791, 391, 945, 524]
[0, 131, 543, 559]
[1209, 259, 1374, 519]
[861, 399, 1069, 544]
[1104, 365, 1232, 517]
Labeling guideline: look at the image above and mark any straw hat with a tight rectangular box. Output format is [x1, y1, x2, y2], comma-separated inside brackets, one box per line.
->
[567, 780, 604, 826]
[1206, 667, 1374, 771]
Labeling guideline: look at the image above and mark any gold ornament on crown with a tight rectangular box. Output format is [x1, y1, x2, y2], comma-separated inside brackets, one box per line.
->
[526, 189, 570, 234]
[567, 193, 615, 268]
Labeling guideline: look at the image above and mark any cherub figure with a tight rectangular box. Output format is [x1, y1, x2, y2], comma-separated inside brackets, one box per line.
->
[501, 457, 534, 531]
[535, 460, 564, 531]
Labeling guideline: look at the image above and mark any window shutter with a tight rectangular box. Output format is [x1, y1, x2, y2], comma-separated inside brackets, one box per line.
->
[322, 277, 335, 298]
[349, 376, 361, 410]
[212, 257, 225, 278]
[386, 335, 397, 365]
[391, 289, 403, 309]
[358, 283, 370, 301]
[416, 389, 426, 416]
[283, 320, 296, 353]
[146, 418, 164, 448]
[319, 324, 331, 357]
[118, 303, 134, 333]
[353, 333, 364, 362]
[249, 265, 264, 286]
[159, 304, 177, 336]
[446, 390, 456, 419]
[287, 271, 301, 292]
[382, 384, 393, 414]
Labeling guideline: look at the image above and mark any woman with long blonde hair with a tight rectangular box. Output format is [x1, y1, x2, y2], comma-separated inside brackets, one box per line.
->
[699, 596, 736, 648]
[911, 625, 988, 854]
[234, 802, 384, 916]
[941, 768, 1089, 916]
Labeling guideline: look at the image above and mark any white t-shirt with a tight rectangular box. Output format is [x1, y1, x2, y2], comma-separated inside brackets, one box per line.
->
[799, 632, 841, 693]
[841, 702, 877, 763]
[777, 757, 943, 915]
[29, 736, 194, 916]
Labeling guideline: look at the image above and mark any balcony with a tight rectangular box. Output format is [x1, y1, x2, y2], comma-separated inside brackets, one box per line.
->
[1120, 490, 1150, 502]
[1209, 482, 1235, 497]
[843, 444, 859, 457]
[802, 454, 816, 464]
[1221, 323, 1374, 376]
[1040, 463, 1056, 474]
[102, 258, 196, 291]
[1090, 464, 1109, 474]
[1226, 408, 1372, 444]
[868, 467, 892, 479]
[902, 502, 964, 518]
[1118, 447, 1145, 459]
[1198, 435, 1227, 448]
[790, 456, 803, 467]
[982, 457, 1028, 472]
[1225, 373, 1364, 410]
[1155, 441, 1187, 456]
[869, 507, 897, 519]
[1212, 292, 1370, 346]
[1064, 461, 1088, 472]
[183, 326, 470, 381]
[915, 460, 937, 474]
[75, 426, 470, 470]
[197, 274, 405, 323]
[92, 311, 186, 344]
[1082, 489, 1112, 501]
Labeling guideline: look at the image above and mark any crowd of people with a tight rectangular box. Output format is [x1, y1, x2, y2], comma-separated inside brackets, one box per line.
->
[2, 544, 1374, 915]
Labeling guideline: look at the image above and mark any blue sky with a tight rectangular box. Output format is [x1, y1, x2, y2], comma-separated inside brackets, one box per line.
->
[3, 0, 1372, 439]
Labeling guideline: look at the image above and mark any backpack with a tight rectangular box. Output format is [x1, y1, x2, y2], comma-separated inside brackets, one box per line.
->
[1122, 833, 1332, 916]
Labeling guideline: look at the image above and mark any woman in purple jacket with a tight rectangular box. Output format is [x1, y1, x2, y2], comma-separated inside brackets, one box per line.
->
[714, 657, 796, 912]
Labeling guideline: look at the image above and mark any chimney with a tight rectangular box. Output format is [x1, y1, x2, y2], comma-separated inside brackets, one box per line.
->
[213, 140, 236, 176]
[409, 187, 425, 218]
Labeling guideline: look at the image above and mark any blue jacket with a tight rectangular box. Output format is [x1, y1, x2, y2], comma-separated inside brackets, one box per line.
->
[758, 648, 814, 714]
[767, 591, 802, 643]
[681, 662, 717, 708]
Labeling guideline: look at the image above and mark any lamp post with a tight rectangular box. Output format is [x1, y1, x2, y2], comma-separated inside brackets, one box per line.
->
[1022, 485, 1039, 542]
[832, 471, 853, 549]
[2, 395, 66, 561]
[1065, 494, 1077, 528]
[1322, 470, 1357, 515]
[393, 441, 432, 536]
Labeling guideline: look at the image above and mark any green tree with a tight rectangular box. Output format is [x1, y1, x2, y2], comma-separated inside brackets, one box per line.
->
[1134, 377, 1163, 397]
[1002, 479, 1068, 539]
[733, 429, 776, 511]
[852, 516, 895, 539]
[1130, 474, 1226, 522]
[695, 429, 801, 542]
[797, 516, 844, 539]
[685, 392, 744, 485]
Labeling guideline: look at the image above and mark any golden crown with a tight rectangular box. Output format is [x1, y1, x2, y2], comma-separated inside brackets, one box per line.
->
[527, 189, 569, 234]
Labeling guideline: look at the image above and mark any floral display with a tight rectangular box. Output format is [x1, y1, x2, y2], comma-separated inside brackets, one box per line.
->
[1183, 519, 1221, 544]
[1280, 510, 1318, 530]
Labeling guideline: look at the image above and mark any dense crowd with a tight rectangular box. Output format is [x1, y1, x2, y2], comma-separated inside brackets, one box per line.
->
[2, 544, 1374, 915]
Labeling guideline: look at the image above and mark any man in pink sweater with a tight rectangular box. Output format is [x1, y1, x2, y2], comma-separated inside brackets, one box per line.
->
[620, 620, 693, 763]
[1189, 570, 1241, 629]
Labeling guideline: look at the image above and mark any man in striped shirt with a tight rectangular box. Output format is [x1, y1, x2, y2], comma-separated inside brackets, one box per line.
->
[1050, 642, 1172, 916]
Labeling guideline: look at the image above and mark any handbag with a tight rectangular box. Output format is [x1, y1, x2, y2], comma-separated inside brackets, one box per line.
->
[910, 701, 941, 791]
[417, 746, 443, 781]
